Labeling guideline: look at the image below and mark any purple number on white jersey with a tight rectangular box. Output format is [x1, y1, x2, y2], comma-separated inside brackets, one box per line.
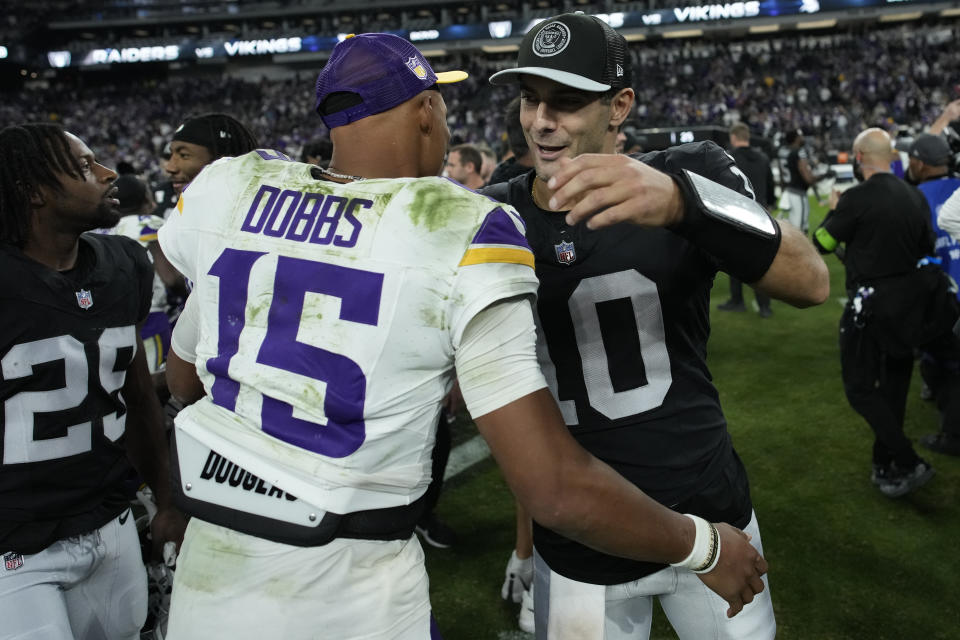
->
[206, 248, 383, 458]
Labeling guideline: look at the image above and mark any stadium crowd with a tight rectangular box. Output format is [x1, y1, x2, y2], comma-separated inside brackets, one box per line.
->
[2, 20, 958, 184]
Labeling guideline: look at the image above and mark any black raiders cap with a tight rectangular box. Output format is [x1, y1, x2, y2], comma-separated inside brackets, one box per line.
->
[489, 12, 631, 92]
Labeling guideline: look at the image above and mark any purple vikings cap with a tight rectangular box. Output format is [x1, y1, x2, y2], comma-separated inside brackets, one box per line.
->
[315, 33, 468, 129]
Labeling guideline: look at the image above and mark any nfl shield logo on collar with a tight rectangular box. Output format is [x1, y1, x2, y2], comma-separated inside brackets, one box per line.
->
[555, 240, 576, 265]
[4, 553, 23, 571]
[76, 289, 93, 310]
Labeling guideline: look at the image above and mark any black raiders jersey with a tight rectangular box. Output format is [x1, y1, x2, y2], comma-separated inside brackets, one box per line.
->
[481, 141, 758, 584]
[0, 233, 153, 554]
[782, 146, 810, 191]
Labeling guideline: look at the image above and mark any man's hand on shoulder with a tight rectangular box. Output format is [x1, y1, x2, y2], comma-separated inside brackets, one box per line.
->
[697, 523, 768, 618]
[546, 154, 685, 230]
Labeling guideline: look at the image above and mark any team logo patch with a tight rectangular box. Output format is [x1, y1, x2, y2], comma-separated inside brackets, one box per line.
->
[75, 289, 93, 310]
[405, 56, 428, 80]
[533, 22, 571, 57]
[555, 240, 576, 265]
[4, 553, 23, 571]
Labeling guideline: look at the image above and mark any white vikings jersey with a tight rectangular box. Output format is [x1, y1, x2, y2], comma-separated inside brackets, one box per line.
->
[158, 150, 538, 514]
[105, 214, 168, 315]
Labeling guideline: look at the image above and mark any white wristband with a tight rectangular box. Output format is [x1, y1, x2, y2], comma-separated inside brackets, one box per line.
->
[670, 514, 721, 574]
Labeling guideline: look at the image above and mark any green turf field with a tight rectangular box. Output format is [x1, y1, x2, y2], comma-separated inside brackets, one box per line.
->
[424, 199, 960, 639]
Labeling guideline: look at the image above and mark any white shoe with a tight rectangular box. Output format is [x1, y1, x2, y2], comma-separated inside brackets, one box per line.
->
[518, 584, 535, 634]
[501, 550, 533, 603]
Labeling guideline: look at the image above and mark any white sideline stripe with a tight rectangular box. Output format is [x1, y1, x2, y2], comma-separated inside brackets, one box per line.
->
[444, 434, 490, 480]
[446, 436, 534, 639]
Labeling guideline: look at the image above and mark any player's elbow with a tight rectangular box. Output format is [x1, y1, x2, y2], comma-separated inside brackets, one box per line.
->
[522, 485, 578, 534]
[518, 453, 602, 536]
[793, 260, 830, 307]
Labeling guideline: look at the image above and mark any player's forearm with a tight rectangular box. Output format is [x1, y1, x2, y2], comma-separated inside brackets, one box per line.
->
[126, 414, 174, 510]
[542, 446, 696, 565]
[754, 221, 829, 307]
[929, 100, 960, 135]
[166, 348, 206, 405]
[477, 389, 694, 566]
[124, 351, 176, 509]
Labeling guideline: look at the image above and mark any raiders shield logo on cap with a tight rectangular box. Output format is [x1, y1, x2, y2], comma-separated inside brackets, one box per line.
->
[533, 22, 571, 57]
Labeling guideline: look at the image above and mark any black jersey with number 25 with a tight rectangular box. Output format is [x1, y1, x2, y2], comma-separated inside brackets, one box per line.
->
[0, 233, 152, 554]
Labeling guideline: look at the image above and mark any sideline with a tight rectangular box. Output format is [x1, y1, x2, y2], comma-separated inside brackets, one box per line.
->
[443, 434, 490, 480]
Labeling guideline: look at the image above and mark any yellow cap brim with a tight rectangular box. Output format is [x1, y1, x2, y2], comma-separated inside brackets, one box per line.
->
[436, 70, 468, 84]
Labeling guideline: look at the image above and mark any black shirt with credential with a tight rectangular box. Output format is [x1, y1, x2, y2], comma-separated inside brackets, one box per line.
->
[822, 172, 933, 294]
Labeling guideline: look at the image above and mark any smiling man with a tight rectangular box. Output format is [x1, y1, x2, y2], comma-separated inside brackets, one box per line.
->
[482, 12, 829, 640]
[0, 123, 185, 639]
[164, 112, 259, 194]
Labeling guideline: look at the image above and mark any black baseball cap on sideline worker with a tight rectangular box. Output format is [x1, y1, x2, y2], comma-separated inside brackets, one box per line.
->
[489, 12, 631, 92]
[908, 133, 951, 166]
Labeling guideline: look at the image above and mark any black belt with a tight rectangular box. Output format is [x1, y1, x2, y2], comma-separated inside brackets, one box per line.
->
[170, 429, 428, 547]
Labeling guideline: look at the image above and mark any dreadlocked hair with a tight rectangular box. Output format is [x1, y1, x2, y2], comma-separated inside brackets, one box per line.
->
[0, 123, 83, 248]
[184, 112, 260, 159]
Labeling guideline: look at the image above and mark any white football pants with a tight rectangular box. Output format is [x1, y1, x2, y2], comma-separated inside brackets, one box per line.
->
[533, 510, 775, 640]
[166, 518, 435, 640]
[0, 511, 147, 640]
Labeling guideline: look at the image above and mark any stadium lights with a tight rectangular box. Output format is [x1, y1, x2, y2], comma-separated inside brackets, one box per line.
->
[662, 28, 703, 38]
[939, 7, 960, 16]
[624, 33, 647, 41]
[488, 20, 512, 38]
[419, 48, 447, 57]
[47, 51, 71, 67]
[594, 13, 626, 28]
[879, 11, 923, 22]
[481, 44, 520, 53]
[748, 24, 780, 33]
[410, 30, 440, 41]
[0, 45, 7, 59]
[796, 18, 837, 29]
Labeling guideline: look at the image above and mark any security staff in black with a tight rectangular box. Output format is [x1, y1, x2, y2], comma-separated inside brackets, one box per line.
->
[484, 12, 830, 638]
[719, 123, 777, 317]
[813, 127, 938, 498]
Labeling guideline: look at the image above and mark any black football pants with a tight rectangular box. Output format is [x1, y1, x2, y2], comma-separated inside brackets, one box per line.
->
[839, 308, 921, 468]
[919, 330, 960, 438]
